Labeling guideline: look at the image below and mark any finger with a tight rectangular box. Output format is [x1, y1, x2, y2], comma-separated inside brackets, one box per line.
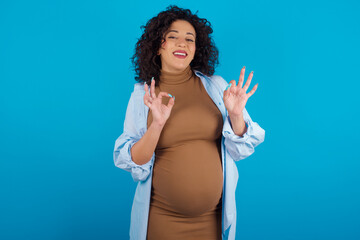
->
[228, 80, 237, 93]
[224, 82, 231, 92]
[150, 77, 156, 98]
[143, 94, 152, 108]
[243, 71, 254, 92]
[238, 66, 245, 87]
[144, 84, 153, 102]
[144, 83, 150, 96]
[144, 101, 152, 108]
[223, 87, 230, 101]
[167, 96, 175, 109]
[157, 92, 173, 100]
[247, 83, 258, 98]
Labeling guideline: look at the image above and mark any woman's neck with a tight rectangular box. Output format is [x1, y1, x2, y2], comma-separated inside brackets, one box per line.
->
[160, 65, 193, 85]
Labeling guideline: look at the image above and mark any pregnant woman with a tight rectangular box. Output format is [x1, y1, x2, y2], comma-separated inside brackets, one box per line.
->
[113, 5, 265, 240]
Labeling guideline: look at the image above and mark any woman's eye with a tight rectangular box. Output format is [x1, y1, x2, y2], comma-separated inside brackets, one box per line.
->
[186, 39, 194, 42]
[168, 36, 176, 39]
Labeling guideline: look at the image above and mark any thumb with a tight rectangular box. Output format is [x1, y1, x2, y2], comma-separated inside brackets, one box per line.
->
[223, 89, 230, 101]
[167, 96, 175, 110]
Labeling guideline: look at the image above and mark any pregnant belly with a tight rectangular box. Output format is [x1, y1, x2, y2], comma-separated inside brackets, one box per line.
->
[151, 140, 223, 217]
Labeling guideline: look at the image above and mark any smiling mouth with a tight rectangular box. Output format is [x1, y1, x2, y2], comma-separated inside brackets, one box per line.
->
[173, 51, 188, 59]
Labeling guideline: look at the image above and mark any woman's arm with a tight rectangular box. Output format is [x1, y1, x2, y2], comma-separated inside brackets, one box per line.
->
[131, 78, 175, 165]
[207, 71, 265, 161]
[223, 107, 265, 161]
[220, 67, 265, 160]
[113, 90, 153, 182]
[113, 79, 174, 181]
[228, 112, 247, 137]
[130, 121, 164, 165]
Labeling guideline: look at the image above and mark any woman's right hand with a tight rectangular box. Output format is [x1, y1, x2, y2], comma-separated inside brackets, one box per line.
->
[144, 78, 175, 127]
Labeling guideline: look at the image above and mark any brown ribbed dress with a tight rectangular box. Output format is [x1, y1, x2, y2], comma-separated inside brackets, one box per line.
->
[146, 66, 224, 240]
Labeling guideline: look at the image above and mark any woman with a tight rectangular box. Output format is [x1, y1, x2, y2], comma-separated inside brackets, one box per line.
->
[113, 5, 265, 240]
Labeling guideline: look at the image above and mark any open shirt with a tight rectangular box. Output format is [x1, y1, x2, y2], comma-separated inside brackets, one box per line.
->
[113, 71, 265, 240]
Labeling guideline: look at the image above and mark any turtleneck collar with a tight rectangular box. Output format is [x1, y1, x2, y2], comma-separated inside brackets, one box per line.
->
[159, 66, 194, 85]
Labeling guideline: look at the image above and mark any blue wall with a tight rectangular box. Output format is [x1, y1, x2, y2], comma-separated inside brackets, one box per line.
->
[1, 0, 359, 239]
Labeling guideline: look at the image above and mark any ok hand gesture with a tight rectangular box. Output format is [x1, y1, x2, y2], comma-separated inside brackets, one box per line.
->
[144, 78, 175, 127]
[223, 66, 258, 117]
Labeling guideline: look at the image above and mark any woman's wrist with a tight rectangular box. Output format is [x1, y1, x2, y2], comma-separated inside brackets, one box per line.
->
[150, 120, 166, 132]
[229, 113, 247, 137]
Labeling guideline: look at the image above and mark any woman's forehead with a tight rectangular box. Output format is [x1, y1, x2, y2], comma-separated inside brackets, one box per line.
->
[167, 20, 196, 35]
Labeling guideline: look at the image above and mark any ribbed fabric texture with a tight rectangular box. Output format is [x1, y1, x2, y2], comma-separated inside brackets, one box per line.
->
[146, 66, 224, 240]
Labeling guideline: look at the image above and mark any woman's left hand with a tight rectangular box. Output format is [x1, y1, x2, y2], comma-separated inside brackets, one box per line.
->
[223, 66, 258, 117]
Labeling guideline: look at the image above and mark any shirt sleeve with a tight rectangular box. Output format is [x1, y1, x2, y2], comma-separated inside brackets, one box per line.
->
[222, 107, 265, 161]
[212, 74, 265, 161]
[113, 90, 154, 182]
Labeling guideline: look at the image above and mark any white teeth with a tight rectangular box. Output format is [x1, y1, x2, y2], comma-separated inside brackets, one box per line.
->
[174, 52, 186, 56]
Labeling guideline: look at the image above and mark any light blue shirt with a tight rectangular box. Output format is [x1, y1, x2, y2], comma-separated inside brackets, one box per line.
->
[113, 70, 265, 240]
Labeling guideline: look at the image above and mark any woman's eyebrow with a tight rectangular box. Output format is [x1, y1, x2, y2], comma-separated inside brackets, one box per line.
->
[167, 30, 178, 34]
[168, 30, 195, 37]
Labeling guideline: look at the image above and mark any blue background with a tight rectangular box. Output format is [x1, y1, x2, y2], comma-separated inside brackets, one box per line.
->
[1, 0, 359, 239]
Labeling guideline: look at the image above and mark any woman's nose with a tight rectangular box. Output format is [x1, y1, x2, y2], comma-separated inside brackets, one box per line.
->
[176, 38, 186, 47]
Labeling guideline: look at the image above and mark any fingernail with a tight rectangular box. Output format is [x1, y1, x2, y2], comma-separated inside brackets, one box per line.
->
[168, 93, 175, 100]
[151, 77, 154, 82]
[225, 83, 232, 91]
[251, 71, 254, 74]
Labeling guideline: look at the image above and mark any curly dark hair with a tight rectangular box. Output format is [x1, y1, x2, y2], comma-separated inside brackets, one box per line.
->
[131, 5, 219, 85]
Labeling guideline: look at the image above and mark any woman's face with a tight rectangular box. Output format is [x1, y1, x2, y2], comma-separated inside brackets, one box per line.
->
[158, 20, 196, 73]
